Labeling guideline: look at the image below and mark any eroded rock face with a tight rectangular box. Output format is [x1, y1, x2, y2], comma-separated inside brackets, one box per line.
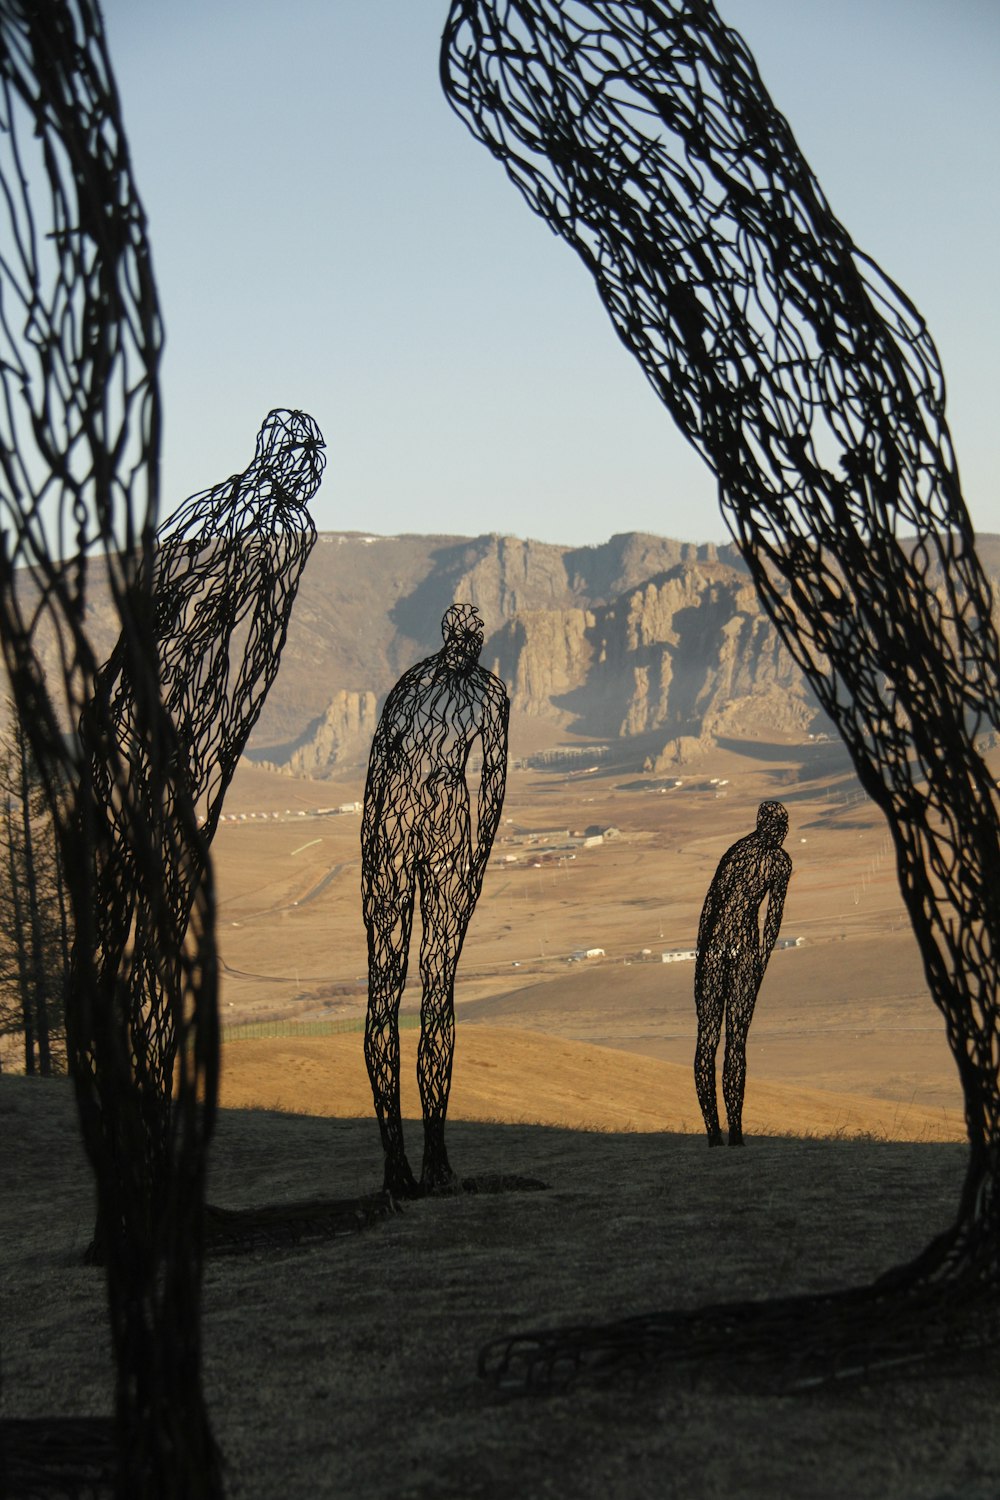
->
[489, 561, 820, 746]
[11, 529, 994, 775]
[152, 528, 998, 774]
[489, 608, 596, 721]
[285, 690, 378, 776]
[260, 544, 827, 774]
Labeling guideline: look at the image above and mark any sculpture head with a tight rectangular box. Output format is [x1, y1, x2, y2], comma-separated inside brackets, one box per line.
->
[255, 408, 326, 502]
[756, 800, 788, 849]
[441, 602, 485, 667]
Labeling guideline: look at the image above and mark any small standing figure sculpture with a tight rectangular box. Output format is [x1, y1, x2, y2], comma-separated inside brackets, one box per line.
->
[694, 800, 792, 1147]
[362, 603, 509, 1197]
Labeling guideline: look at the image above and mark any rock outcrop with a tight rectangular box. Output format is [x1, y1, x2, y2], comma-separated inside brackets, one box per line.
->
[489, 560, 820, 749]
[17, 528, 992, 772]
[285, 690, 378, 776]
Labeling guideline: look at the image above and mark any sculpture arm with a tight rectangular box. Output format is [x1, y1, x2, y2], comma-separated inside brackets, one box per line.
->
[360, 670, 419, 855]
[760, 854, 791, 968]
[697, 844, 733, 955]
[360, 713, 393, 854]
[696, 882, 718, 955]
[471, 676, 509, 893]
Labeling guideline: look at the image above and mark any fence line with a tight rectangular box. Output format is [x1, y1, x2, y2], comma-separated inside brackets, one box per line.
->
[221, 1013, 421, 1043]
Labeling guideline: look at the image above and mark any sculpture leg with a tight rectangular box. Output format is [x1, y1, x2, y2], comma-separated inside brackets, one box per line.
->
[416, 869, 470, 1191]
[363, 865, 420, 1198]
[694, 967, 724, 1146]
[722, 973, 759, 1146]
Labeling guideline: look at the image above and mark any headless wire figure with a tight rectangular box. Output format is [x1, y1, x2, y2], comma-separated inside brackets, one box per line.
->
[362, 604, 509, 1197]
[694, 801, 791, 1147]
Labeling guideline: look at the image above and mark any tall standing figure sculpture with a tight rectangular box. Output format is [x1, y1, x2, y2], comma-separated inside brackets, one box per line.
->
[87, 407, 322, 1256]
[443, 0, 1000, 1385]
[0, 2, 221, 1491]
[694, 801, 791, 1147]
[362, 604, 509, 1196]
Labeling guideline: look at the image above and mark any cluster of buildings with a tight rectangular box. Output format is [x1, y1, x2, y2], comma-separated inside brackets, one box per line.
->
[493, 822, 621, 869]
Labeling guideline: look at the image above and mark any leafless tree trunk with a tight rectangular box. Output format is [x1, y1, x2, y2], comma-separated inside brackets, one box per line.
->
[0, 714, 69, 1075]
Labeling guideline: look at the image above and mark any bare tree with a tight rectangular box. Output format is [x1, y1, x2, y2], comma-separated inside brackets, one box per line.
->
[0, 711, 70, 1075]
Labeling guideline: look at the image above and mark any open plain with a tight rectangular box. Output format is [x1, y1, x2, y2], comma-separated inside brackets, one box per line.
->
[3, 732, 997, 1497]
[212, 732, 969, 1135]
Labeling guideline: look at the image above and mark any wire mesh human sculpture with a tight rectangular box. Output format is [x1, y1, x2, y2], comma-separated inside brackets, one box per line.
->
[362, 603, 509, 1196]
[442, 0, 1000, 1385]
[694, 801, 791, 1147]
[134, 408, 323, 845]
[0, 1, 221, 1489]
[87, 408, 322, 1250]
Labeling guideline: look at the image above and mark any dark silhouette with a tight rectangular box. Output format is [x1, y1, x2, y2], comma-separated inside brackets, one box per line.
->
[0, 2, 221, 1490]
[0, 715, 71, 1076]
[694, 801, 791, 1147]
[362, 604, 509, 1196]
[443, 0, 1000, 1389]
[84, 407, 321, 1259]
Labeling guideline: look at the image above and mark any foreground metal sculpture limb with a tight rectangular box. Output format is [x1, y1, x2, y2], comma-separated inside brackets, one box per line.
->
[0, 3, 220, 1492]
[88, 408, 322, 1251]
[362, 603, 509, 1195]
[694, 801, 791, 1146]
[442, 0, 1000, 1385]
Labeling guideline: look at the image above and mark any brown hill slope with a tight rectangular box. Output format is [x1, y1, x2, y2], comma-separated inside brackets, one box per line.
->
[256, 530, 826, 770]
[8, 528, 996, 771]
[217, 1025, 964, 1142]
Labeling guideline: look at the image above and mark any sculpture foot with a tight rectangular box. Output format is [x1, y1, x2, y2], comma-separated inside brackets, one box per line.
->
[420, 1146, 460, 1193]
[383, 1158, 422, 1200]
[728, 1128, 745, 1147]
[707, 1129, 724, 1148]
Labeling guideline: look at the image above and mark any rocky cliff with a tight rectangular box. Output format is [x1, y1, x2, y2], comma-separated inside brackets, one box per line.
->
[245, 530, 740, 767]
[273, 535, 829, 775]
[17, 528, 995, 776]
[281, 690, 378, 778]
[487, 560, 818, 748]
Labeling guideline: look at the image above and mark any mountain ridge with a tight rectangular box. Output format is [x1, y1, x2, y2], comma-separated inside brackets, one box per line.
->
[250, 527, 1000, 774]
[8, 527, 997, 775]
[252, 530, 819, 773]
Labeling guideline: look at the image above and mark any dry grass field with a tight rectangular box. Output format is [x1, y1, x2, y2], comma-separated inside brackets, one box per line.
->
[217, 1026, 963, 1144]
[1, 1075, 996, 1500]
[2, 736, 996, 1496]
[213, 736, 967, 1128]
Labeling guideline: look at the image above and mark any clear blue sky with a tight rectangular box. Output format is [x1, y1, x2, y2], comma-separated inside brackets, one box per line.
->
[101, 0, 998, 547]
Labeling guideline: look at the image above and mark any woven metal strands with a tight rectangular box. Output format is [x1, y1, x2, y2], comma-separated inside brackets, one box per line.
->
[362, 604, 509, 1196]
[442, 0, 1000, 1383]
[142, 408, 323, 843]
[0, 4, 221, 1490]
[91, 409, 322, 1136]
[694, 801, 791, 1146]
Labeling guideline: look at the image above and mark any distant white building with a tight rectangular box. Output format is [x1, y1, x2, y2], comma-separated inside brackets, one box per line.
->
[661, 948, 697, 964]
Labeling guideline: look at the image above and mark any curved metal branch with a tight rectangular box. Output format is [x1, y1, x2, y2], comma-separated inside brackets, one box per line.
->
[442, 0, 1000, 1385]
[0, 1, 221, 1490]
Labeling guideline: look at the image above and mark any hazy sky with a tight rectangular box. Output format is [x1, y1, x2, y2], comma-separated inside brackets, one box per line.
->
[101, 0, 998, 548]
